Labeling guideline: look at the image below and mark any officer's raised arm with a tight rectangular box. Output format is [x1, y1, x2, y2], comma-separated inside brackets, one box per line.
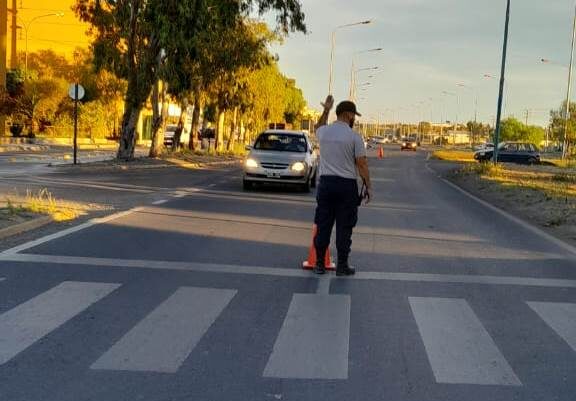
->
[315, 95, 334, 130]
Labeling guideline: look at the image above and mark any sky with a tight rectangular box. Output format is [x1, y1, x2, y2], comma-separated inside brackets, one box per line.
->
[7, 0, 575, 127]
[266, 0, 576, 127]
[8, 0, 90, 59]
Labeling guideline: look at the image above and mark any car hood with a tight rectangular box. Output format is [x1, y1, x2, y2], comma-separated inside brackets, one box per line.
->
[248, 149, 308, 163]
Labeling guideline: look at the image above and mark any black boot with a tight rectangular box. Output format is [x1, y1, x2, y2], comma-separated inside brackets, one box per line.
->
[336, 261, 355, 277]
[314, 249, 326, 275]
[314, 260, 326, 275]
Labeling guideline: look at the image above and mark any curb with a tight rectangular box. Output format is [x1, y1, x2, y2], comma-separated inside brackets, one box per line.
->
[0, 145, 51, 153]
[0, 216, 54, 241]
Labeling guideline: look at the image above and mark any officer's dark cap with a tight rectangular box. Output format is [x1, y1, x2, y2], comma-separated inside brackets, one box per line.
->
[335, 101, 362, 117]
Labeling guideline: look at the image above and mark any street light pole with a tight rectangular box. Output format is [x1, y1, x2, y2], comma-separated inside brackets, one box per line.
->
[328, 20, 372, 95]
[348, 48, 382, 100]
[493, 0, 511, 164]
[24, 13, 64, 78]
[562, 2, 576, 160]
[351, 66, 378, 102]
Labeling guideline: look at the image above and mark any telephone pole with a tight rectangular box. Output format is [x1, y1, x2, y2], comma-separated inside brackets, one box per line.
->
[9, 0, 16, 69]
[1, 0, 8, 137]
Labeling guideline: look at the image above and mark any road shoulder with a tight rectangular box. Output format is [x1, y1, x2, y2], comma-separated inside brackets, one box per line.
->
[427, 158, 576, 250]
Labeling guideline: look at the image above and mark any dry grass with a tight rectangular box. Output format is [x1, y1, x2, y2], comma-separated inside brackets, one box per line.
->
[455, 162, 576, 230]
[432, 150, 476, 163]
[461, 163, 576, 199]
[1, 189, 92, 222]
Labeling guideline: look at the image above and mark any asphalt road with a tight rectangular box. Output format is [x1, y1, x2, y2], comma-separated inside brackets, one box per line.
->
[1, 146, 576, 401]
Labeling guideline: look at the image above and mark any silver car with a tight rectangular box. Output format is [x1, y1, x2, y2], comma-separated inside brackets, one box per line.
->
[243, 130, 318, 192]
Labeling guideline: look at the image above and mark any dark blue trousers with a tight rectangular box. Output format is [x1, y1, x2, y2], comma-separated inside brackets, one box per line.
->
[314, 176, 359, 265]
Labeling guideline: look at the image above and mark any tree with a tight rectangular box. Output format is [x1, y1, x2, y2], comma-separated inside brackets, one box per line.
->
[550, 101, 576, 154]
[75, 0, 306, 160]
[500, 117, 545, 145]
[466, 121, 489, 144]
[283, 78, 306, 126]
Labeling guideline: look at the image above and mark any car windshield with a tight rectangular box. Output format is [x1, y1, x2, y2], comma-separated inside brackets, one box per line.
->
[254, 134, 307, 153]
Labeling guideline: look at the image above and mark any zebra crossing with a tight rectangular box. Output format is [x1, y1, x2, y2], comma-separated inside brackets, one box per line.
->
[0, 277, 575, 386]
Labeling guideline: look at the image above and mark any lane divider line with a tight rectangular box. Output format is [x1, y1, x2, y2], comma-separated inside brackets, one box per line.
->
[4, 253, 576, 289]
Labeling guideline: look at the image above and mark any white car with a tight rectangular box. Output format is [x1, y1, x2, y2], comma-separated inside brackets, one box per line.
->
[473, 143, 494, 152]
[243, 130, 318, 192]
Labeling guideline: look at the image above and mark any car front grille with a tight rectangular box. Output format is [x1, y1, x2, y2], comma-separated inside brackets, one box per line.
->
[261, 162, 289, 170]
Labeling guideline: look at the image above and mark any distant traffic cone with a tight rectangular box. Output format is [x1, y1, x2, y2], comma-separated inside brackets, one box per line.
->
[378, 145, 384, 159]
[302, 224, 336, 270]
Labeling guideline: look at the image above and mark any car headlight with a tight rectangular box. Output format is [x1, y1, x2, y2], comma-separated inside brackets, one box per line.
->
[291, 162, 306, 172]
[245, 158, 258, 168]
[402, 142, 406, 146]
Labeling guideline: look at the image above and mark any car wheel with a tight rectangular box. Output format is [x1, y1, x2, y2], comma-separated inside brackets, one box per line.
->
[243, 180, 253, 191]
[300, 177, 311, 193]
[527, 157, 539, 165]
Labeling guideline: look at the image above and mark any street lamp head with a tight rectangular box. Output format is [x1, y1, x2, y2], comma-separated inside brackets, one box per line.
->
[55, 12, 65, 17]
[362, 20, 372, 24]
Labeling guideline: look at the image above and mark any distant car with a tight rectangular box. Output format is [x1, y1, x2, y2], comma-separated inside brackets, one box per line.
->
[243, 130, 318, 192]
[371, 136, 389, 144]
[474, 142, 540, 164]
[401, 137, 418, 151]
[163, 124, 178, 147]
[473, 142, 494, 152]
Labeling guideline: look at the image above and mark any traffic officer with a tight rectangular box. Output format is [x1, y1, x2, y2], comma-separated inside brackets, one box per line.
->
[313, 95, 372, 276]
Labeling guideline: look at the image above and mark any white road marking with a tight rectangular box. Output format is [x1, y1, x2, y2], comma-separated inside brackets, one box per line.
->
[263, 294, 350, 379]
[4, 253, 576, 289]
[409, 297, 521, 386]
[0, 281, 120, 365]
[425, 162, 576, 259]
[0, 208, 141, 256]
[172, 191, 188, 198]
[91, 287, 236, 373]
[151, 199, 168, 205]
[528, 301, 576, 352]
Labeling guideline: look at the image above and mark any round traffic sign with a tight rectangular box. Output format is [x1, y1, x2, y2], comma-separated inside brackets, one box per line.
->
[68, 83, 85, 100]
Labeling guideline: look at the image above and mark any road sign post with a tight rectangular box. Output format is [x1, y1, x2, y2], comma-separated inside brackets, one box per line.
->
[68, 83, 85, 165]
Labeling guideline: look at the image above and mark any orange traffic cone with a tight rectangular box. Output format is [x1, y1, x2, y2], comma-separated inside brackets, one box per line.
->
[378, 145, 384, 159]
[302, 224, 336, 270]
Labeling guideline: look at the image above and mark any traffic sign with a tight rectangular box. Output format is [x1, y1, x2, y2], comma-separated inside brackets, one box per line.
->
[68, 83, 85, 101]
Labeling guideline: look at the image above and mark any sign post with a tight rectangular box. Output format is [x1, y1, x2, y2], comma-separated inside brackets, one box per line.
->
[68, 83, 85, 165]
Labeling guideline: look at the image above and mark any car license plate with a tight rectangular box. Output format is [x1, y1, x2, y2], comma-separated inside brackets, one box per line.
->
[266, 171, 281, 178]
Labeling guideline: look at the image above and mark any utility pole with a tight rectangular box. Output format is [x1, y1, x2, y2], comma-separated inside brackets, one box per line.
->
[525, 109, 529, 126]
[562, 2, 576, 160]
[493, 0, 511, 164]
[1, 0, 8, 137]
[9, 0, 15, 69]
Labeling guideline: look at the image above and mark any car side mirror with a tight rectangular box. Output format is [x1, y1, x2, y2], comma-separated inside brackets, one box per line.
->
[245, 145, 252, 151]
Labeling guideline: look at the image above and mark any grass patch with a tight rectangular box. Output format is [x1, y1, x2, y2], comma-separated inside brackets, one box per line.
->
[432, 150, 475, 163]
[545, 158, 576, 169]
[2, 189, 90, 222]
[459, 163, 576, 200]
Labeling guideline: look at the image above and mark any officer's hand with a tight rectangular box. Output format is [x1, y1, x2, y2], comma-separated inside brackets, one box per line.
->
[364, 188, 372, 205]
[321, 95, 334, 111]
